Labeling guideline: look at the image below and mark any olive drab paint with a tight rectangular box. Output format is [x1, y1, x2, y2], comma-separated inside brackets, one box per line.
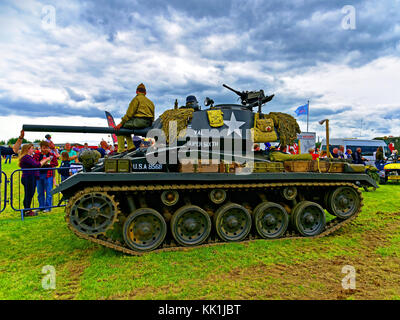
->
[22, 84, 376, 255]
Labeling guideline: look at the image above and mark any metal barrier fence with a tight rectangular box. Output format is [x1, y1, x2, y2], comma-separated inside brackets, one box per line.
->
[0, 171, 7, 213]
[7, 166, 83, 220]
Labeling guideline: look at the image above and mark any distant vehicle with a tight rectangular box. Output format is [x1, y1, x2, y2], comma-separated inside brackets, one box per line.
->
[320, 138, 389, 166]
[376, 155, 400, 184]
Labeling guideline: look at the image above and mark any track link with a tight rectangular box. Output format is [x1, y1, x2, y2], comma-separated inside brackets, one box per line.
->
[65, 182, 363, 256]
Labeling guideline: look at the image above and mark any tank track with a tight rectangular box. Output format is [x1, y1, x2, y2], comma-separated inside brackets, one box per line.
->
[65, 182, 363, 256]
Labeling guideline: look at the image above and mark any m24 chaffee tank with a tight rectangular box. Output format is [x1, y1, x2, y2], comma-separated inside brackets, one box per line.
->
[23, 85, 377, 255]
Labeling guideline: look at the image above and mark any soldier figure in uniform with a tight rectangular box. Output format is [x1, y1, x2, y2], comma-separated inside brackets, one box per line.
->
[183, 95, 200, 111]
[115, 83, 155, 153]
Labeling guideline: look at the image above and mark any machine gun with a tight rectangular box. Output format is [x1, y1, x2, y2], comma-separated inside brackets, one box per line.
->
[223, 84, 275, 113]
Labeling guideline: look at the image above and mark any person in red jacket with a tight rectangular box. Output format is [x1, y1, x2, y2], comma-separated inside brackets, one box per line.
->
[33, 141, 58, 212]
[308, 148, 319, 160]
[19, 143, 51, 216]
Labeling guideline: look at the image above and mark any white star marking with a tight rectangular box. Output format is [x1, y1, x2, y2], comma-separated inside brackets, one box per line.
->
[224, 113, 245, 137]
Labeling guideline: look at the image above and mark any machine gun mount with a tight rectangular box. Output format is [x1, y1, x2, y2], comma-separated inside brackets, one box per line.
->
[222, 84, 275, 113]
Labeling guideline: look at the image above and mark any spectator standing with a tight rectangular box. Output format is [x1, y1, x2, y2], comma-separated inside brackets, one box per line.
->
[33, 141, 58, 212]
[59, 152, 71, 182]
[388, 142, 395, 154]
[332, 148, 339, 158]
[97, 140, 109, 158]
[338, 145, 345, 159]
[392, 150, 399, 162]
[0, 130, 25, 162]
[375, 146, 386, 170]
[107, 145, 112, 153]
[345, 149, 353, 160]
[63, 143, 78, 163]
[309, 148, 319, 160]
[45, 134, 55, 148]
[78, 142, 90, 160]
[45, 134, 59, 159]
[19, 144, 50, 216]
[63, 142, 81, 175]
[352, 147, 366, 165]
[375, 146, 384, 161]
[4, 145, 12, 164]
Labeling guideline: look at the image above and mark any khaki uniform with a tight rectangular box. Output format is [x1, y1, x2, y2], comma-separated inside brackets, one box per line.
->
[117, 93, 155, 153]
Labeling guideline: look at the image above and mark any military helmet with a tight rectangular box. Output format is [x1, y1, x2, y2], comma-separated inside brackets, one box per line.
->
[185, 95, 200, 110]
[136, 83, 146, 93]
[186, 95, 198, 104]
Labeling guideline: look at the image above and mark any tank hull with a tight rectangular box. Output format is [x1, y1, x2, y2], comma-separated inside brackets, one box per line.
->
[56, 171, 374, 255]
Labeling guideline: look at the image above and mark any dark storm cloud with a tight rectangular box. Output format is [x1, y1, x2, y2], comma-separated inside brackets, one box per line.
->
[0, 98, 104, 118]
[65, 87, 86, 102]
[92, 93, 111, 103]
[375, 127, 391, 134]
[78, 0, 400, 69]
[308, 106, 350, 119]
[382, 108, 400, 120]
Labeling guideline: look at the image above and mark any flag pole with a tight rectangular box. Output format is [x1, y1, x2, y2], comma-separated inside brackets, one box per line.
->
[307, 100, 309, 132]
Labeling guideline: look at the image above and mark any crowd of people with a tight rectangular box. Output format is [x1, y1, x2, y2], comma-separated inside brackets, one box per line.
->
[308, 145, 398, 166]
[306, 145, 367, 164]
[259, 142, 393, 166]
[0, 82, 158, 217]
[14, 134, 156, 216]
[0, 131, 120, 217]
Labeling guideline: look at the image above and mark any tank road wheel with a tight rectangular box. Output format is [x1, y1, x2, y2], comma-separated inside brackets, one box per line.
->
[209, 189, 227, 205]
[68, 192, 118, 236]
[214, 203, 252, 242]
[291, 201, 326, 237]
[170, 205, 211, 246]
[123, 208, 167, 252]
[281, 187, 297, 201]
[161, 190, 179, 206]
[327, 186, 361, 220]
[253, 202, 289, 239]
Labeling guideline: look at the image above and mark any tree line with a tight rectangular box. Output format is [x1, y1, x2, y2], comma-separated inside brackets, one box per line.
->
[0, 138, 42, 146]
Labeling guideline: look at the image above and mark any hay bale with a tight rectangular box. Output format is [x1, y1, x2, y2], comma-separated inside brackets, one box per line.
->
[160, 108, 195, 143]
[267, 112, 301, 147]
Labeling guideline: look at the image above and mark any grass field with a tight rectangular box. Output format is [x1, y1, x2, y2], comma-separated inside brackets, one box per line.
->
[0, 159, 399, 300]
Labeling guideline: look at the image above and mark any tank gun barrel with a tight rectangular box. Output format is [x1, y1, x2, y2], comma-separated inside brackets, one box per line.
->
[222, 84, 246, 99]
[23, 124, 135, 135]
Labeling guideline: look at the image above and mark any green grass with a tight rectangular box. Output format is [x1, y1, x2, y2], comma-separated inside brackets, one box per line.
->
[1, 158, 400, 300]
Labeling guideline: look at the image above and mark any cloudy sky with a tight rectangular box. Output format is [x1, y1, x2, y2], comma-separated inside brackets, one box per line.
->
[1, 0, 399, 145]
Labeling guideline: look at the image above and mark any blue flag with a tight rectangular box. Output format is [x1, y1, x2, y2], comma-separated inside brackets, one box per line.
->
[295, 103, 309, 116]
